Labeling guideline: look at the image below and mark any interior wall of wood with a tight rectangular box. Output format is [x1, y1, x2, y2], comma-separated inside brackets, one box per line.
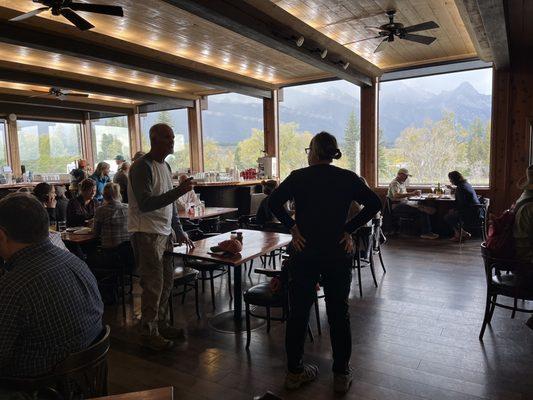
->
[188, 99, 204, 173]
[360, 79, 378, 188]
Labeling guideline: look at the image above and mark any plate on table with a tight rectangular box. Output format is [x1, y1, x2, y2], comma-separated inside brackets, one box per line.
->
[73, 227, 93, 235]
[66, 226, 84, 232]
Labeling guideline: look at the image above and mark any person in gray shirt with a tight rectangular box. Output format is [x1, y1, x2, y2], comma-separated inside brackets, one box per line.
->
[128, 123, 194, 351]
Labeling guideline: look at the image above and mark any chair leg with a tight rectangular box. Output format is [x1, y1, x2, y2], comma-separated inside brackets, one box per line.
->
[194, 280, 200, 319]
[369, 253, 378, 288]
[266, 306, 271, 333]
[511, 297, 518, 319]
[378, 247, 386, 273]
[307, 324, 314, 342]
[357, 253, 363, 298]
[209, 270, 216, 310]
[168, 292, 174, 326]
[245, 302, 251, 349]
[247, 259, 254, 277]
[479, 292, 494, 340]
[227, 267, 233, 301]
[181, 282, 187, 304]
[488, 295, 497, 323]
[314, 296, 321, 335]
[201, 271, 206, 293]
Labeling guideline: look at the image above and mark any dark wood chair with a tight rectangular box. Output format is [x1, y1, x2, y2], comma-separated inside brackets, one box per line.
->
[0, 325, 111, 399]
[371, 216, 387, 274]
[168, 264, 200, 324]
[198, 216, 221, 233]
[352, 225, 379, 297]
[184, 256, 231, 311]
[244, 266, 318, 349]
[459, 197, 490, 243]
[385, 197, 417, 235]
[479, 243, 533, 340]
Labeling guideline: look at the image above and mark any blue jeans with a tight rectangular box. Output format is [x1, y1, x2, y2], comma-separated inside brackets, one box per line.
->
[392, 203, 432, 234]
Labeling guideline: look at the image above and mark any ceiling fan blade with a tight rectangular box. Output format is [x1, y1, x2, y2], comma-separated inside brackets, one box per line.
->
[344, 35, 382, 46]
[68, 3, 124, 17]
[65, 92, 90, 97]
[60, 8, 94, 30]
[403, 21, 439, 33]
[364, 26, 382, 31]
[9, 7, 49, 22]
[401, 33, 437, 45]
[374, 38, 388, 53]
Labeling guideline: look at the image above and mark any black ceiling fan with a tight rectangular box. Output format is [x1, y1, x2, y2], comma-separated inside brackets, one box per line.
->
[30, 87, 90, 100]
[347, 10, 439, 53]
[9, 0, 124, 31]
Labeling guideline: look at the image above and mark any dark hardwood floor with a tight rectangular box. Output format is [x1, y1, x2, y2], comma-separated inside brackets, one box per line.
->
[104, 237, 533, 400]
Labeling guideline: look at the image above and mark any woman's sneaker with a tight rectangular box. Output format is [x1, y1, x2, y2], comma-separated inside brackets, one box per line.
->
[285, 364, 319, 389]
[334, 368, 354, 393]
[141, 334, 174, 351]
[420, 233, 439, 240]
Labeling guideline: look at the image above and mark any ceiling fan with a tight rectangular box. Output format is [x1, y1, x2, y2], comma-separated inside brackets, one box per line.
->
[9, 0, 124, 31]
[30, 87, 90, 100]
[348, 10, 439, 53]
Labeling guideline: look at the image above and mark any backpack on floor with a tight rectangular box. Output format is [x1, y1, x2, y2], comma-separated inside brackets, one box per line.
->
[486, 197, 533, 258]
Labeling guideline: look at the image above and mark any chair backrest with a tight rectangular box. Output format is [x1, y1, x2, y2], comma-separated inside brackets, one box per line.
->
[250, 193, 267, 215]
[198, 216, 220, 233]
[0, 325, 110, 399]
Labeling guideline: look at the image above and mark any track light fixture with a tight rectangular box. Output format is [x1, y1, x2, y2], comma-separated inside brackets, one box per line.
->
[293, 35, 305, 47]
[335, 60, 350, 70]
[311, 47, 328, 59]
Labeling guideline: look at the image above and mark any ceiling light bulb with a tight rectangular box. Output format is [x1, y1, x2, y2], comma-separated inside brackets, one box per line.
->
[342, 61, 350, 70]
[295, 36, 305, 47]
[320, 48, 328, 59]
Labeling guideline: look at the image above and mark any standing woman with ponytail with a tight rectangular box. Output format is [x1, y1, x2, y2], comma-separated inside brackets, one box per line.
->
[269, 131, 381, 393]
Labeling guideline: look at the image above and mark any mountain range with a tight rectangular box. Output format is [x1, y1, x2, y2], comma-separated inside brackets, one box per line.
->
[147, 80, 491, 146]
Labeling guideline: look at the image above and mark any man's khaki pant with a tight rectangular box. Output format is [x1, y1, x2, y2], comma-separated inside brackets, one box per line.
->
[131, 232, 174, 335]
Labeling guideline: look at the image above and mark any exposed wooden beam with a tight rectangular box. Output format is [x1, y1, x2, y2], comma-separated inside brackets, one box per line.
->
[161, 0, 376, 87]
[361, 79, 378, 188]
[137, 99, 194, 114]
[0, 23, 272, 99]
[0, 67, 189, 104]
[455, 0, 510, 69]
[0, 93, 133, 115]
[188, 100, 204, 173]
[263, 90, 279, 176]
[0, 104, 85, 121]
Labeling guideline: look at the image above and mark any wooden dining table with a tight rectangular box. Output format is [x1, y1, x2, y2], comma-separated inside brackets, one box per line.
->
[178, 206, 238, 220]
[170, 229, 292, 332]
[60, 230, 98, 244]
[408, 194, 455, 202]
[90, 387, 173, 400]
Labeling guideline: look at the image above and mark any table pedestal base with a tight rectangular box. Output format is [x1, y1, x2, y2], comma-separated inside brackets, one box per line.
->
[209, 310, 266, 333]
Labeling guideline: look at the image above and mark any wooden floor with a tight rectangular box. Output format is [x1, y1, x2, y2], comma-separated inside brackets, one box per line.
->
[104, 237, 533, 400]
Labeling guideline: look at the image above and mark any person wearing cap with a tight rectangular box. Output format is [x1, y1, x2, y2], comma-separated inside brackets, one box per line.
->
[114, 154, 126, 168]
[387, 168, 439, 239]
[269, 131, 381, 393]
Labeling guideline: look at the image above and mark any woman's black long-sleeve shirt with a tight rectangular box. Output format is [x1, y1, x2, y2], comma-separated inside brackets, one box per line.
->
[269, 164, 382, 257]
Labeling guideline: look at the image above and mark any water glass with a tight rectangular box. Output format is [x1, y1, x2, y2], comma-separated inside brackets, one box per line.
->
[58, 221, 67, 232]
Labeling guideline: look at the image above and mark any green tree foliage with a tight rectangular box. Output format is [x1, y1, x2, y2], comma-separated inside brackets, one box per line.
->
[278, 122, 314, 179]
[97, 133, 124, 161]
[342, 110, 360, 172]
[378, 112, 491, 186]
[203, 139, 235, 172]
[233, 128, 264, 170]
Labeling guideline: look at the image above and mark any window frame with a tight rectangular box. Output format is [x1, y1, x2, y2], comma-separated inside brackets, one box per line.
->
[0, 118, 9, 167]
[376, 66, 494, 190]
[15, 117, 84, 175]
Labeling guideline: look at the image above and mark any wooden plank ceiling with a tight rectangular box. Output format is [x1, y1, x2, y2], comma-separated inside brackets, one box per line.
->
[0, 0, 484, 114]
[271, 0, 478, 70]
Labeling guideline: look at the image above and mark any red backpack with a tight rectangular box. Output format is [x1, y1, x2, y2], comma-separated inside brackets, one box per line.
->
[486, 198, 533, 258]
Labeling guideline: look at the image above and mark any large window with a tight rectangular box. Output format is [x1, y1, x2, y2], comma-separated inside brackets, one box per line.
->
[202, 93, 263, 172]
[378, 68, 493, 186]
[140, 109, 190, 173]
[0, 120, 7, 167]
[279, 80, 361, 179]
[91, 116, 130, 173]
[17, 119, 82, 174]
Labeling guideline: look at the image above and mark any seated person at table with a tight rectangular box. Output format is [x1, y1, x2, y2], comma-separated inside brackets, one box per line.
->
[33, 182, 57, 226]
[55, 185, 69, 222]
[113, 161, 130, 203]
[0, 193, 103, 378]
[70, 158, 88, 196]
[444, 171, 481, 241]
[387, 168, 439, 239]
[94, 183, 134, 270]
[256, 179, 279, 226]
[513, 165, 533, 330]
[176, 174, 200, 211]
[89, 161, 111, 203]
[66, 178, 96, 227]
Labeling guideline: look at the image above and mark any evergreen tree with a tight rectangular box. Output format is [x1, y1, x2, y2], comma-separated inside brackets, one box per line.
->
[343, 110, 360, 172]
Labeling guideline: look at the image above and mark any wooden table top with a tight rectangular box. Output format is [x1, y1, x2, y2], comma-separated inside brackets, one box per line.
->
[171, 229, 292, 266]
[0, 181, 68, 190]
[90, 387, 173, 400]
[173, 179, 263, 187]
[61, 230, 98, 244]
[178, 207, 238, 219]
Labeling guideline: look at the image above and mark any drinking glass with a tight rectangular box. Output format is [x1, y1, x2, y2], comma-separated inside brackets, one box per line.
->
[58, 221, 67, 232]
[430, 185, 435, 194]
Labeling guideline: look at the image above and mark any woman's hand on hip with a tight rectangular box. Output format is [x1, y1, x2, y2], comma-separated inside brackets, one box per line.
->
[290, 225, 306, 252]
[339, 232, 354, 254]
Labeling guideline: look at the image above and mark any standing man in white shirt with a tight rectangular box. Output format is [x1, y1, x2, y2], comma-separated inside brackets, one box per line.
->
[128, 123, 194, 351]
[387, 168, 439, 239]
